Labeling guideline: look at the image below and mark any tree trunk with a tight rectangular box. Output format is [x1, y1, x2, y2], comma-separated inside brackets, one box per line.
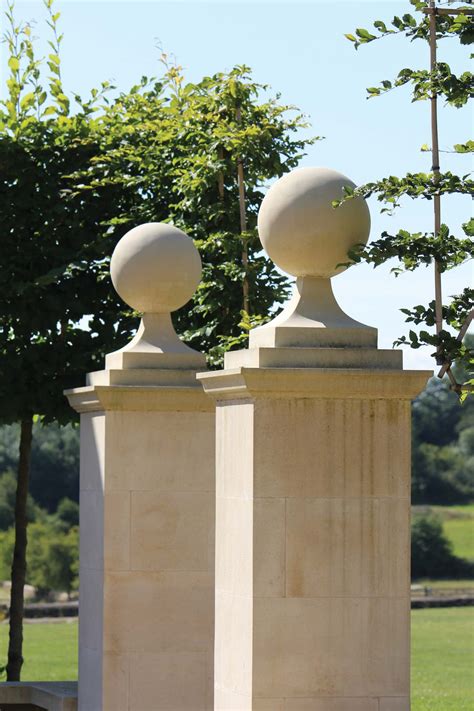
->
[235, 107, 250, 315]
[6, 416, 34, 681]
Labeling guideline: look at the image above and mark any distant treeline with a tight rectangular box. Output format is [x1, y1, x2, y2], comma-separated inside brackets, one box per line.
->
[412, 376, 474, 505]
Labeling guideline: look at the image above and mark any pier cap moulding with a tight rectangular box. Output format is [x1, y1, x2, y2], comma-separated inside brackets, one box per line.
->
[104, 222, 206, 372]
[249, 166, 378, 350]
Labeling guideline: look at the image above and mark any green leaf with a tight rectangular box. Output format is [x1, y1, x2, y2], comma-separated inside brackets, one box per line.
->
[356, 28, 376, 41]
[374, 20, 388, 33]
[8, 57, 20, 72]
[454, 140, 474, 154]
[20, 92, 35, 110]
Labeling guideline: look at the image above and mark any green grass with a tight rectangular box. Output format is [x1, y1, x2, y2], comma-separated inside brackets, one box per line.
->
[0, 611, 472, 710]
[412, 607, 474, 711]
[444, 517, 474, 561]
[0, 620, 78, 681]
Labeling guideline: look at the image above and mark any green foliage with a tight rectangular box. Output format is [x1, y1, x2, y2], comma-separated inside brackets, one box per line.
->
[343, 224, 473, 274]
[0, 1, 138, 426]
[346, 1, 473, 374]
[346, 1, 474, 50]
[411, 514, 473, 578]
[82, 62, 318, 362]
[0, 423, 79, 512]
[0, 471, 41, 531]
[54, 498, 79, 530]
[394, 291, 473, 363]
[335, 174, 474, 211]
[412, 363, 474, 504]
[0, 520, 78, 595]
[366, 64, 473, 107]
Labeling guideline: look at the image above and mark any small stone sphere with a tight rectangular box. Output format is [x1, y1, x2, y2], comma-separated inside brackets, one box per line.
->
[110, 223, 202, 313]
[257, 166, 371, 278]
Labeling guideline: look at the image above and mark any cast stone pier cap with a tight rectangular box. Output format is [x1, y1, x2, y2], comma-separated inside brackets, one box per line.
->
[105, 222, 206, 371]
[249, 166, 377, 350]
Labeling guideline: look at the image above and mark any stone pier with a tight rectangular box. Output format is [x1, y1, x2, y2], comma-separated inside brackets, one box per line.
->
[66, 223, 214, 711]
[199, 167, 430, 711]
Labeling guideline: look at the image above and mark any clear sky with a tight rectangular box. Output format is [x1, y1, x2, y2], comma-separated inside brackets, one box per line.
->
[3, 0, 473, 370]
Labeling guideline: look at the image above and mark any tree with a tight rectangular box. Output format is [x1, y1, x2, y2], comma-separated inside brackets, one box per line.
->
[86, 62, 318, 362]
[0, 423, 79, 512]
[0, 471, 41, 531]
[0, 0, 136, 679]
[54, 498, 79, 531]
[343, 0, 473, 390]
[411, 514, 473, 578]
[411, 336, 474, 503]
[0, 521, 79, 597]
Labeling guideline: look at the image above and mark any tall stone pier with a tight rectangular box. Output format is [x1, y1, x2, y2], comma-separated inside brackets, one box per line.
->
[66, 224, 214, 711]
[199, 168, 430, 711]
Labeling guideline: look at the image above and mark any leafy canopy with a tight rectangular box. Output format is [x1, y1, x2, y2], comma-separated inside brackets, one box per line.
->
[0, 0, 137, 424]
[82, 61, 319, 363]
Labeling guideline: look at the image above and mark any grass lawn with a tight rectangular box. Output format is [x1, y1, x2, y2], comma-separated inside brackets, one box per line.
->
[0, 620, 78, 682]
[443, 517, 474, 562]
[0, 609, 472, 709]
[412, 607, 474, 711]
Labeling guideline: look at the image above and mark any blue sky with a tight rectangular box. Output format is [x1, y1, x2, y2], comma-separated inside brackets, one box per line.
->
[3, 0, 473, 370]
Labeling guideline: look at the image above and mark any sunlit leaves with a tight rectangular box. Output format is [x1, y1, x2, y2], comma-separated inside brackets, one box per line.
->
[344, 225, 474, 274]
[334, 172, 473, 210]
[365, 64, 473, 108]
[454, 139, 474, 153]
[345, 0, 472, 377]
[77, 63, 319, 362]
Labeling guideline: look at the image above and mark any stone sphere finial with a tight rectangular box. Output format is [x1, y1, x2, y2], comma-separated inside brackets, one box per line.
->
[245, 166, 377, 354]
[105, 222, 205, 373]
[257, 166, 370, 278]
[111, 222, 202, 314]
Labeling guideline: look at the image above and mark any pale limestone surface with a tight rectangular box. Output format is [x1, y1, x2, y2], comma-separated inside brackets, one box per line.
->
[257, 166, 370, 279]
[198, 166, 430, 710]
[107, 222, 205, 371]
[202, 374, 426, 711]
[250, 168, 375, 351]
[111, 222, 202, 313]
[65, 222, 214, 711]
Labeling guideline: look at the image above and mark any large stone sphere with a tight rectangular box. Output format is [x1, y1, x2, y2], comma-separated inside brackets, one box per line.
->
[257, 167, 371, 278]
[111, 223, 202, 313]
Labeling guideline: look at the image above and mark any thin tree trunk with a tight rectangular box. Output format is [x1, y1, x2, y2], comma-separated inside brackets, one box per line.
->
[6, 416, 34, 681]
[429, 0, 444, 365]
[217, 146, 225, 202]
[236, 107, 250, 314]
